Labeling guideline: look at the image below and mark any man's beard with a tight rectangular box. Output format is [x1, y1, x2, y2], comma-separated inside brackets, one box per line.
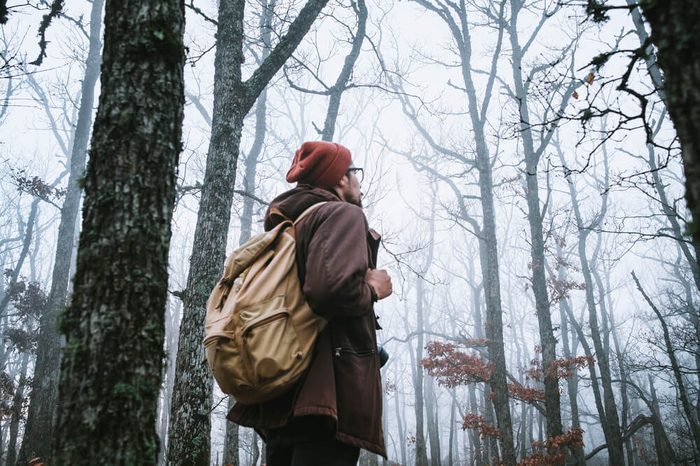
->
[350, 194, 363, 208]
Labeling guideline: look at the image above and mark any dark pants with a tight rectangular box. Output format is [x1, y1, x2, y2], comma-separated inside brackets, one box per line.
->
[264, 416, 360, 466]
[265, 437, 360, 466]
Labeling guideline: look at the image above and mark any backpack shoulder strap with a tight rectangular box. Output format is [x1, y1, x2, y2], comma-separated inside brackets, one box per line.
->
[294, 201, 328, 225]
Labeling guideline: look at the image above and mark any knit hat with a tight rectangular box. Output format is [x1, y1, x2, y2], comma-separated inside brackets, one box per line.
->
[286, 141, 352, 188]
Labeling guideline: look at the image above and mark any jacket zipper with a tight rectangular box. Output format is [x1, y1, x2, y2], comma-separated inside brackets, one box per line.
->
[334, 346, 376, 358]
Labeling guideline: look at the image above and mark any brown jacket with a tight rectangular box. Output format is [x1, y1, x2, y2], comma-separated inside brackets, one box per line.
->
[228, 185, 386, 457]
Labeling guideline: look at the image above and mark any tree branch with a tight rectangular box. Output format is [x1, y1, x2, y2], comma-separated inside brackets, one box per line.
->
[244, 0, 330, 112]
[30, 0, 64, 66]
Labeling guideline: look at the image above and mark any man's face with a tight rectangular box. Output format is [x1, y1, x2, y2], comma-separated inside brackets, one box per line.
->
[341, 166, 363, 208]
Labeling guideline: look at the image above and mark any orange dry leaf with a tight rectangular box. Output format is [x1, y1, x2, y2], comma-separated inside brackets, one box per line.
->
[585, 72, 595, 85]
[572, 90, 579, 99]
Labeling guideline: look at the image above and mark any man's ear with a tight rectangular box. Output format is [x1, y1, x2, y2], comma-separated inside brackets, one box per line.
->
[333, 174, 349, 200]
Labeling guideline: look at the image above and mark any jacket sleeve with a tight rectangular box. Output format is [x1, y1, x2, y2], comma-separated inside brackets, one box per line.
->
[302, 203, 374, 318]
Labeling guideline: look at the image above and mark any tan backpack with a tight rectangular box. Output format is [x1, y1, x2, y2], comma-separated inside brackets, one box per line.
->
[204, 203, 327, 405]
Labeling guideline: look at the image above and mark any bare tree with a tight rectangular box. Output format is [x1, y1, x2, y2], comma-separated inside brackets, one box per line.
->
[387, 1, 517, 461]
[555, 137, 626, 464]
[505, 0, 579, 449]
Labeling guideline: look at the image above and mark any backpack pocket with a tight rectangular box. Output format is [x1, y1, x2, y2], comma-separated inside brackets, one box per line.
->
[204, 335, 254, 394]
[242, 304, 303, 384]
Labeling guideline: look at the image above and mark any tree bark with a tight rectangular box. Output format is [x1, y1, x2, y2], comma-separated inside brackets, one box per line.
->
[17, 1, 103, 463]
[639, 1, 700, 275]
[222, 2, 273, 461]
[166, 1, 329, 464]
[52, 0, 185, 463]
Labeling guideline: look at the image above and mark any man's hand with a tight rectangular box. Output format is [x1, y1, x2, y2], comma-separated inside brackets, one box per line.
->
[365, 269, 393, 301]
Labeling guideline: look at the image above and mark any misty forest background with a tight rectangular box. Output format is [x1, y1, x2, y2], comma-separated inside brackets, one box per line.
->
[0, 0, 699, 465]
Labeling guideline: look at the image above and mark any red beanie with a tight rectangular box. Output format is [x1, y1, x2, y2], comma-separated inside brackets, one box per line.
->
[286, 141, 352, 188]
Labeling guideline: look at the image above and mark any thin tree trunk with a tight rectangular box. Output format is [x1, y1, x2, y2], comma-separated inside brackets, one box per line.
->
[448, 394, 456, 466]
[52, 0, 185, 463]
[6, 351, 30, 466]
[554, 243, 585, 466]
[648, 375, 677, 464]
[467, 383, 484, 466]
[507, 0, 565, 444]
[414, 275, 429, 466]
[632, 271, 700, 454]
[167, 2, 329, 464]
[321, 0, 367, 141]
[599, 267, 634, 466]
[557, 142, 625, 464]
[425, 376, 441, 466]
[0, 200, 39, 323]
[395, 386, 407, 466]
[158, 297, 181, 466]
[17, 1, 103, 463]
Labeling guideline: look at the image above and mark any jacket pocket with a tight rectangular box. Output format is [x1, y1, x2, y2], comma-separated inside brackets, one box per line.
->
[333, 345, 381, 435]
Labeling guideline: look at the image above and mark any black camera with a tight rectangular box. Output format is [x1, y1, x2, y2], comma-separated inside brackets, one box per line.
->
[377, 345, 389, 368]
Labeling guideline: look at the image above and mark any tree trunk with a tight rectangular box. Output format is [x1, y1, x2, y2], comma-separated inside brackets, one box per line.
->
[158, 297, 180, 466]
[166, 1, 329, 464]
[413, 275, 429, 466]
[458, 2, 516, 459]
[17, 1, 103, 463]
[425, 376, 441, 466]
[557, 141, 625, 465]
[555, 244, 585, 466]
[395, 386, 407, 466]
[599, 267, 635, 465]
[223, 4, 273, 461]
[448, 394, 456, 466]
[6, 351, 30, 466]
[648, 375, 677, 464]
[52, 0, 185, 463]
[467, 383, 484, 466]
[639, 1, 700, 275]
[0, 200, 39, 323]
[507, 0, 564, 446]
[632, 272, 700, 454]
[321, 0, 367, 141]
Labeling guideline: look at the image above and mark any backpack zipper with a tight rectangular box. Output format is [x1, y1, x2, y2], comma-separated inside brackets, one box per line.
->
[334, 346, 376, 358]
[243, 312, 288, 337]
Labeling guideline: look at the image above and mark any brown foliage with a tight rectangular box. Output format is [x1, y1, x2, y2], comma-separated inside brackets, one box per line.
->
[462, 412, 501, 438]
[518, 428, 585, 466]
[508, 383, 545, 403]
[421, 341, 493, 387]
[526, 354, 594, 381]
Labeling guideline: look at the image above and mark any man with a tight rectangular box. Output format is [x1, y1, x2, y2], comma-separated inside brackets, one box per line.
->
[228, 141, 393, 466]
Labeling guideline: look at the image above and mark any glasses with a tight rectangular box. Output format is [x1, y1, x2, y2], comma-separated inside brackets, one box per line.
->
[346, 167, 364, 183]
